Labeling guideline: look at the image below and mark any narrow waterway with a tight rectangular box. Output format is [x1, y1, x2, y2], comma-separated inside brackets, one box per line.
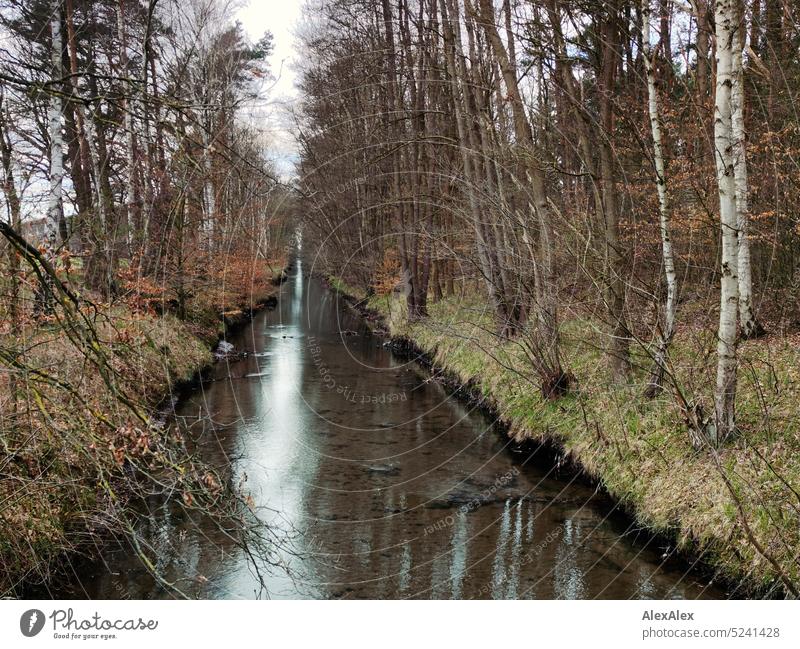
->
[67, 260, 724, 599]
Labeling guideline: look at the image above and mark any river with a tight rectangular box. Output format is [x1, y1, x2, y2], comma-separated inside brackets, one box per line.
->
[64, 259, 725, 599]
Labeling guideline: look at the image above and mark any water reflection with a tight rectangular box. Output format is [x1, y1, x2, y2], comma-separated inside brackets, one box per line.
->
[64, 263, 726, 600]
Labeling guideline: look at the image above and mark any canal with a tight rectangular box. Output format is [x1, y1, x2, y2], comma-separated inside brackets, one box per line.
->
[67, 259, 723, 599]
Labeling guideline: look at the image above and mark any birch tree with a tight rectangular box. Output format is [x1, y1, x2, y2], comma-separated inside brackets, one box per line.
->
[730, 1, 762, 339]
[642, 0, 677, 397]
[293, 0, 799, 433]
[47, 0, 66, 245]
[712, 0, 740, 444]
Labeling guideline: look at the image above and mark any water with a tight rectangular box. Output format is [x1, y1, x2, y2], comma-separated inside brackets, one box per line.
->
[64, 260, 724, 599]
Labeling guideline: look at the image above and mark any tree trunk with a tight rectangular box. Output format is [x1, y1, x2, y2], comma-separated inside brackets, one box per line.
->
[0, 92, 22, 327]
[730, 5, 762, 338]
[117, 0, 139, 252]
[475, 0, 566, 388]
[47, 0, 67, 246]
[598, 3, 630, 382]
[694, 1, 710, 103]
[0, 92, 21, 414]
[659, 0, 672, 64]
[642, 0, 678, 397]
[202, 123, 216, 247]
[64, 0, 93, 262]
[381, 0, 418, 319]
[712, 0, 740, 445]
[440, 0, 503, 329]
[764, 0, 782, 122]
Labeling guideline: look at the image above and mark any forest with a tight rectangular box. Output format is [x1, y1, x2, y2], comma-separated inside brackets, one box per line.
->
[1, 0, 799, 599]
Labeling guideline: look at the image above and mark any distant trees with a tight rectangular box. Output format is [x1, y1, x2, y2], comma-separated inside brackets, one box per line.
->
[0, 0, 282, 305]
[297, 0, 799, 444]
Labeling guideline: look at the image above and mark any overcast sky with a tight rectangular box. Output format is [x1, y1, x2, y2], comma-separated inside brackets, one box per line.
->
[236, 0, 304, 178]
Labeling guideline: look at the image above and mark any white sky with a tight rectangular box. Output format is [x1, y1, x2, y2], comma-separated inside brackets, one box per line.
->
[236, 0, 304, 178]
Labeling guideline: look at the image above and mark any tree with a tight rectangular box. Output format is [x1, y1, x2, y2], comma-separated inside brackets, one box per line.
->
[730, 0, 762, 339]
[46, 0, 66, 245]
[712, 0, 740, 445]
[641, 0, 677, 397]
[475, 0, 569, 395]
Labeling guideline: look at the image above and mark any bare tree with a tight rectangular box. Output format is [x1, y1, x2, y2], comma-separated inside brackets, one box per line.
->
[46, 0, 66, 244]
[730, 0, 761, 339]
[642, 0, 677, 397]
[712, 0, 740, 445]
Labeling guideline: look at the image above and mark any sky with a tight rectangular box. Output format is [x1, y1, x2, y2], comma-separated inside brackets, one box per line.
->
[236, 0, 304, 178]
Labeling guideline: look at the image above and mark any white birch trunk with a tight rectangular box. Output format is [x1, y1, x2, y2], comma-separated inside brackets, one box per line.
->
[642, 0, 678, 395]
[730, 8, 759, 338]
[712, 0, 740, 444]
[47, 0, 65, 245]
[117, 0, 136, 249]
[203, 139, 215, 246]
[202, 104, 215, 247]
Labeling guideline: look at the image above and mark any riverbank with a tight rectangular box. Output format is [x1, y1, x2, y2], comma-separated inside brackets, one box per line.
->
[325, 276, 800, 598]
[0, 264, 286, 597]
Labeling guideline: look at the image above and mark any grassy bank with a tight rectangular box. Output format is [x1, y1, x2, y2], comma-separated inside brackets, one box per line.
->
[328, 276, 800, 597]
[0, 262, 285, 596]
